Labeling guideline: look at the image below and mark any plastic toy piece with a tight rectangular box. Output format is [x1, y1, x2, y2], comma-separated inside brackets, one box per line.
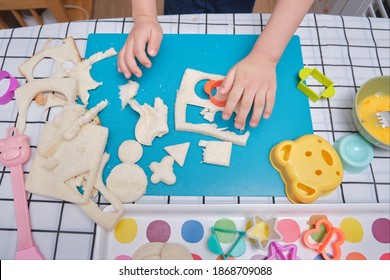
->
[297, 68, 335, 102]
[333, 134, 374, 173]
[270, 134, 344, 204]
[246, 215, 281, 250]
[302, 218, 345, 260]
[0, 127, 45, 259]
[266, 241, 298, 260]
[204, 79, 227, 107]
[208, 227, 246, 260]
[0, 70, 18, 105]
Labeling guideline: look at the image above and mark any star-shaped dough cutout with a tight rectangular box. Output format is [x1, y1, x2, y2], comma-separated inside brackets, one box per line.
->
[149, 156, 176, 185]
[246, 215, 281, 250]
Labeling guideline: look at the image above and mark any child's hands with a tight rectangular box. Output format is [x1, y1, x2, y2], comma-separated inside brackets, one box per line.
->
[220, 51, 277, 129]
[118, 16, 163, 79]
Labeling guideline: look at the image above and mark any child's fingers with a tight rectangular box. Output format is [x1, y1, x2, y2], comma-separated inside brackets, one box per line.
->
[122, 39, 142, 78]
[220, 68, 236, 94]
[147, 29, 163, 57]
[235, 88, 256, 129]
[262, 86, 276, 119]
[222, 83, 243, 122]
[117, 45, 132, 79]
[250, 91, 266, 127]
[134, 38, 152, 69]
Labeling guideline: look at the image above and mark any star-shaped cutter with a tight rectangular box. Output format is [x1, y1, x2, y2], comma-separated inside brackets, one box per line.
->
[266, 241, 298, 260]
[246, 215, 282, 250]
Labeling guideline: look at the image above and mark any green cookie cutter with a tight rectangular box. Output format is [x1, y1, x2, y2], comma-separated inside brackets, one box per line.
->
[207, 227, 246, 260]
[297, 68, 335, 102]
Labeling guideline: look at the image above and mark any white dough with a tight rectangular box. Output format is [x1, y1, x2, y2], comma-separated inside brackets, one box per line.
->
[160, 244, 193, 260]
[119, 81, 169, 146]
[118, 81, 140, 109]
[118, 140, 143, 163]
[106, 163, 148, 203]
[132, 242, 165, 260]
[149, 156, 176, 185]
[175, 69, 250, 146]
[164, 142, 190, 167]
[132, 242, 193, 260]
[130, 97, 169, 146]
[199, 140, 232, 167]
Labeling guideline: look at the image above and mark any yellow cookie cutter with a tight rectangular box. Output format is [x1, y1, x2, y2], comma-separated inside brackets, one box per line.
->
[297, 68, 335, 102]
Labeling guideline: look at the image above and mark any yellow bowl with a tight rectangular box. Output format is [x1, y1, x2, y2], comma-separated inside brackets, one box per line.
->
[352, 76, 390, 150]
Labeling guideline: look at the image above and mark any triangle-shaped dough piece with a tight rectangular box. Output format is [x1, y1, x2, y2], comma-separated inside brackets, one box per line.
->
[164, 142, 190, 167]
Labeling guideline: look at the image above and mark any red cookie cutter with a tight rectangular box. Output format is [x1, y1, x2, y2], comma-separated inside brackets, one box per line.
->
[204, 79, 227, 107]
[302, 218, 345, 260]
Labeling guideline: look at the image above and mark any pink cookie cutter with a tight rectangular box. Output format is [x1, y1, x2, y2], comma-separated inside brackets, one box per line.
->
[0, 70, 18, 105]
[0, 127, 45, 259]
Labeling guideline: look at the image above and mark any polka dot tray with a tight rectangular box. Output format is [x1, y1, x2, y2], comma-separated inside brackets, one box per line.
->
[94, 204, 389, 260]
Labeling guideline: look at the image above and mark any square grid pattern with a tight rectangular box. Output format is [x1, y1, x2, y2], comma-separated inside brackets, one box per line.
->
[0, 14, 389, 259]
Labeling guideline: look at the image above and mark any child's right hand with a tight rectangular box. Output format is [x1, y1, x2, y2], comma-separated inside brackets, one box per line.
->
[118, 16, 163, 79]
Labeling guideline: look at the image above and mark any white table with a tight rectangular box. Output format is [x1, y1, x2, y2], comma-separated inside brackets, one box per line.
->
[0, 13, 389, 260]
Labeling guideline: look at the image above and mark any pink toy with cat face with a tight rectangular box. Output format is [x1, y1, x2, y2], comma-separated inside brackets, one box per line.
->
[0, 127, 44, 260]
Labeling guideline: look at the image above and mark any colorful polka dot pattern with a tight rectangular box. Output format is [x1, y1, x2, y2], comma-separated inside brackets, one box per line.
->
[111, 215, 389, 260]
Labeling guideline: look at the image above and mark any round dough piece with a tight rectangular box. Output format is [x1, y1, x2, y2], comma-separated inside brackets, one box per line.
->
[132, 242, 165, 260]
[132, 242, 193, 260]
[106, 163, 147, 203]
[118, 140, 143, 163]
[160, 243, 193, 260]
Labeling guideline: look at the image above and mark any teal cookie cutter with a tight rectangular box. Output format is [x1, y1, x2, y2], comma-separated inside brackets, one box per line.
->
[207, 227, 246, 260]
[297, 68, 335, 102]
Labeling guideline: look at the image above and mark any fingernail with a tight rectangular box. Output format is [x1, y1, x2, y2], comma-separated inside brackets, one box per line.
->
[117, 67, 122, 73]
[263, 113, 269, 119]
[219, 86, 225, 94]
[149, 49, 157, 56]
[250, 121, 258, 127]
[222, 113, 229, 120]
[124, 72, 130, 79]
[235, 123, 242, 129]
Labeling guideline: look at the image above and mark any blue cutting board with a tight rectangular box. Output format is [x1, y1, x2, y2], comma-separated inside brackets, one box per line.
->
[85, 34, 313, 197]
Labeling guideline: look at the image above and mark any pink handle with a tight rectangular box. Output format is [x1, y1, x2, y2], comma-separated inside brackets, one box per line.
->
[0, 127, 45, 259]
[10, 165, 35, 251]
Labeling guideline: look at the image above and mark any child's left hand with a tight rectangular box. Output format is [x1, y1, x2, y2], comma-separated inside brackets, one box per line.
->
[220, 51, 277, 129]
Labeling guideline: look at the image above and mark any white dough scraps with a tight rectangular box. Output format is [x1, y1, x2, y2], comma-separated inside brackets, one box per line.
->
[149, 156, 176, 185]
[119, 81, 169, 146]
[199, 140, 232, 167]
[131, 97, 169, 146]
[175, 68, 250, 146]
[119, 80, 140, 109]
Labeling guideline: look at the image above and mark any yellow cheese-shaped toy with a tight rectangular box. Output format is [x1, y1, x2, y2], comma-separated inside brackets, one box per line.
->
[270, 135, 343, 204]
